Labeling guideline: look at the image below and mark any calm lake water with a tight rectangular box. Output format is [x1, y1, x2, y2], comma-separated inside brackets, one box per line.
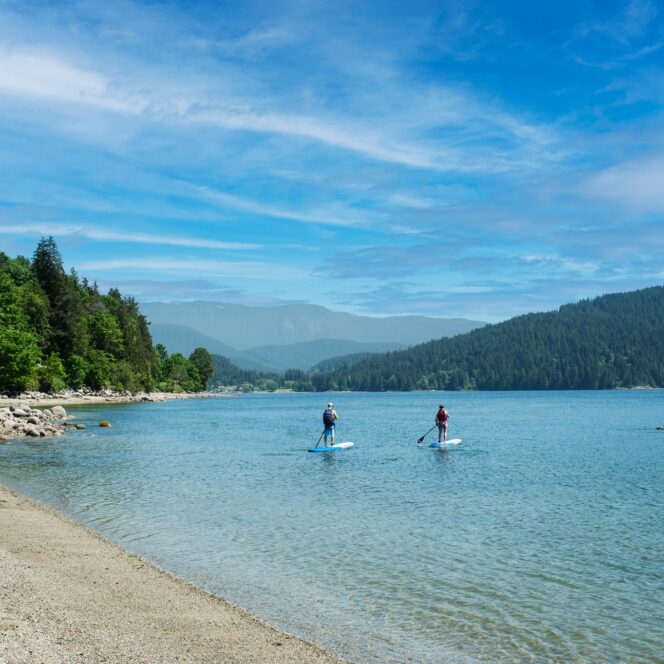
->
[1, 391, 663, 663]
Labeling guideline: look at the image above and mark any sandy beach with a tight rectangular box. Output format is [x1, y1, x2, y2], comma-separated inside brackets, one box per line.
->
[0, 483, 343, 664]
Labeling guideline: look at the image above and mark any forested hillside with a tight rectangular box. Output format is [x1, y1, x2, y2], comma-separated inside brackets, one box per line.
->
[210, 354, 314, 391]
[0, 238, 212, 393]
[309, 287, 664, 391]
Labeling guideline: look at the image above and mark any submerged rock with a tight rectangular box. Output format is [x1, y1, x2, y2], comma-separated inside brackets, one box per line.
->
[99, 421, 112, 428]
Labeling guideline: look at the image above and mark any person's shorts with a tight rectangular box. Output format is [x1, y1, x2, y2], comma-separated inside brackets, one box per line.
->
[324, 425, 335, 435]
[437, 421, 448, 431]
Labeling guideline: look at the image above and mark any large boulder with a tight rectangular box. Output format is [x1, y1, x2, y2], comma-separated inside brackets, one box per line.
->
[51, 406, 67, 419]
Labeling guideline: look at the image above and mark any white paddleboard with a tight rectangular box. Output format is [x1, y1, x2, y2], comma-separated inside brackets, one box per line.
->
[308, 442, 354, 452]
[429, 438, 462, 449]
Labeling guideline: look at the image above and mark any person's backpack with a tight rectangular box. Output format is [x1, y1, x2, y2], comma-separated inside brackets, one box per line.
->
[323, 409, 335, 426]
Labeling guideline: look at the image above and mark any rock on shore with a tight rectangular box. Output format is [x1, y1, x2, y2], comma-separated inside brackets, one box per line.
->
[1, 388, 227, 407]
[0, 404, 68, 442]
[0, 390, 229, 442]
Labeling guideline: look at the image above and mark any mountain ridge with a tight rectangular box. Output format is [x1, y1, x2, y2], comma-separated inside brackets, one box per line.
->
[150, 323, 407, 372]
[307, 286, 664, 391]
[141, 301, 486, 351]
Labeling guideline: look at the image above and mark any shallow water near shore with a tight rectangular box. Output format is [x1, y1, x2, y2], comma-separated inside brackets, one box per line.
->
[1, 390, 663, 663]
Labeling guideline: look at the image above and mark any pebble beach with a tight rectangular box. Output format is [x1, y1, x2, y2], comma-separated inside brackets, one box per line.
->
[0, 482, 343, 664]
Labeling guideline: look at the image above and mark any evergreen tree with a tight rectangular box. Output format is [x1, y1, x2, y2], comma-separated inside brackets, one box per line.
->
[0, 239, 208, 394]
[189, 347, 213, 388]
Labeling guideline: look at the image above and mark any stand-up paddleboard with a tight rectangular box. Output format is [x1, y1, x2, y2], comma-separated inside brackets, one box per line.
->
[308, 442, 354, 453]
[429, 438, 462, 449]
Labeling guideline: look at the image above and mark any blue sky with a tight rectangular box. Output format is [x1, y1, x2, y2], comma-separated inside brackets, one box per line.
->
[0, 0, 663, 321]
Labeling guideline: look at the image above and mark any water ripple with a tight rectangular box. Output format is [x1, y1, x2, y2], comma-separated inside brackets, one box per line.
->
[1, 391, 663, 662]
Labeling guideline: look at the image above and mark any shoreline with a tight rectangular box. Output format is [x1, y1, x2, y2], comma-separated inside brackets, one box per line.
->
[0, 481, 344, 664]
[0, 390, 233, 409]
[1, 392, 234, 442]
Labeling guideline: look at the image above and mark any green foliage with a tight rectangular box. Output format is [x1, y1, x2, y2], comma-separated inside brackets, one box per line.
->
[210, 354, 315, 391]
[88, 310, 125, 356]
[312, 286, 664, 391]
[257, 377, 279, 391]
[38, 353, 67, 393]
[0, 239, 200, 394]
[66, 354, 88, 389]
[210, 354, 280, 389]
[84, 349, 113, 390]
[158, 350, 204, 392]
[0, 327, 41, 391]
[189, 347, 214, 387]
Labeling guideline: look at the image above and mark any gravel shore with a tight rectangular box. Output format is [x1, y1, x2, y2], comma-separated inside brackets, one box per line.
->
[0, 390, 230, 409]
[0, 483, 343, 664]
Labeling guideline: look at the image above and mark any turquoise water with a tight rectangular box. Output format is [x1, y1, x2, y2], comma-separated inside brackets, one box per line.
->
[1, 391, 663, 662]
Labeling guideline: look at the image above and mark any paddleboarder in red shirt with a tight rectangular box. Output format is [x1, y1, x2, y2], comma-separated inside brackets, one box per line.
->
[436, 404, 449, 443]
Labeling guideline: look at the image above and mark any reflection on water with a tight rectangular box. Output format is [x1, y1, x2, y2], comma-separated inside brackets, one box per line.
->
[1, 391, 663, 663]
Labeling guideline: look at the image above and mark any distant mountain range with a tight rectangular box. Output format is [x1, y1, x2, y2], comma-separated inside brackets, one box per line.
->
[151, 324, 406, 372]
[142, 301, 485, 373]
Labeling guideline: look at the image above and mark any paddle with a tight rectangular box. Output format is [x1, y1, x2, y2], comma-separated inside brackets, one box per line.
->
[313, 430, 325, 449]
[417, 424, 437, 444]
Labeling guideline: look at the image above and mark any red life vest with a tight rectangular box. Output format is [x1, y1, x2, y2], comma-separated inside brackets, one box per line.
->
[437, 409, 448, 423]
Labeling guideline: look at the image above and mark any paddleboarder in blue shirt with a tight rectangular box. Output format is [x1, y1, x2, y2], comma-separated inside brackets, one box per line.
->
[322, 402, 338, 447]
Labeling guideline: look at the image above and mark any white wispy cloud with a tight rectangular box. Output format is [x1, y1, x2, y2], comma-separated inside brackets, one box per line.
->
[200, 25, 294, 56]
[582, 157, 664, 212]
[193, 186, 376, 228]
[0, 43, 147, 112]
[78, 257, 307, 279]
[520, 253, 602, 275]
[0, 222, 259, 250]
[388, 193, 438, 209]
[0, 41, 566, 175]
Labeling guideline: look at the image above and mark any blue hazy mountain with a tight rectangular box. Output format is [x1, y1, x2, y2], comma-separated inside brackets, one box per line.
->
[142, 301, 485, 350]
[149, 323, 407, 372]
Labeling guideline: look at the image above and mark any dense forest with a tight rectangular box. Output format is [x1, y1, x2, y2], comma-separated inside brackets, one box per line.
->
[0, 238, 213, 393]
[310, 286, 664, 390]
[211, 286, 664, 391]
[210, 354, 315, 391]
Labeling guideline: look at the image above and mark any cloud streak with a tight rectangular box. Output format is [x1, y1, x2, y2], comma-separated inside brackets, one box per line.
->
[0, 222, 259, 250]
[78, 257, 307, 280]
[0, 39, 567, 175]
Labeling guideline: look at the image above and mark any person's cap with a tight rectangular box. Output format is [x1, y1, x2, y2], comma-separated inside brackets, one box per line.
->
[327, 402, 333, 407]
[439, 404, 444, 408]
